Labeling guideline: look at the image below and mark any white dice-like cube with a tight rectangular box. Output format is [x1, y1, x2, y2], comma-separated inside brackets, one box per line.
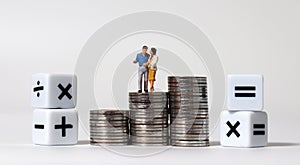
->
[32, 109, 78, 145]
[220, 111, 268, 147]
[227, 74, 263, 111]
[31, 73, 77, 108]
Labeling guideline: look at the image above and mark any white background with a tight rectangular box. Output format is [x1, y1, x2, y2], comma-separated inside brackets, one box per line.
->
[0, 0, 300, 164]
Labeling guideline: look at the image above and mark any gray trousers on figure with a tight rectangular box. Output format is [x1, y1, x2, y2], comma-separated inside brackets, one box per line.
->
[138, 66, 148, 91]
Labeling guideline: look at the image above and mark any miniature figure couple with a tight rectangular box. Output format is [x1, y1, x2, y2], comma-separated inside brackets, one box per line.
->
[133, 45, 158, 93]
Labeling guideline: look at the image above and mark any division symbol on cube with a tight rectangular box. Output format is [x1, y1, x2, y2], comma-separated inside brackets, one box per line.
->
[57, 83, 72, 100]
[226, 121, 240, 138]
[54, 116, 73, 137]
[33, 81, 44, 97]
[234, 86, 256, 97]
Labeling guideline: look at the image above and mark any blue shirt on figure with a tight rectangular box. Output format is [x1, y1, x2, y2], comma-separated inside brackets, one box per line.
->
[136, 52, 150, 66]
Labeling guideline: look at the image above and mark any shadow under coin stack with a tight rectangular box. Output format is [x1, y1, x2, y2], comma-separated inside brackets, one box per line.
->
[129, 92, 169, 146]
[90, 110, 129, 145]
[168, 76, 209, 147]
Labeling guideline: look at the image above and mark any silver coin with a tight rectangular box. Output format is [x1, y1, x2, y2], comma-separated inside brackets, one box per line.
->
[90, 124, 129, 129]
[170, 126, 209, 130]
[90, 132, 129, 135]
[168, 80, 207, 83]
[170, 142, 209, 147]
[90, 128, 129, 133]
[171, 126, 209, 133]
[170, 139, 209, 143]
[168, 76, 207, 79]
[130, 127, 168, 132]
[129, 104, 167, 108]
[89, 118, 129, 122]
[168, 85, 207, 88]
[171, 134, 209, 137]
[90, 136, 129, 141]
[89, 119, 129, 123]
[170, 109, 208, 114]
[89, 122, 128, 126]
[168, 87, 207, 90]
[170, 116, 209, 120]
[129, 96, 167, 100]
[130, 107, 168, 111]
[170, 114, 208, 118]
[170, 109, 209, 112]
[90, 132, 129, 136]
[131, 139, 169, 143]
[90, 135, 129, 140]
[129, 99, 167, 103]
[170, 119, 209, 123]
[130, 112, 168, 116]
[90, 133, 129, 137]
[130, 116, 168, 120]
[91, 138, 128, 143]
[170, 131, 209, 135]
[130, 116, 167, 119]
[131, 120, 168, 124]
[131, 132, 169, 136]
[170, 129, 210, 133]
[170, 121, 208, 126]
[90, 139, 129, 143]
[90, 109, 129, 114]
[90, 114, 129, 118]
[169, 96, 208, 100]
[129, 92, 167, 95]
[130, 111, 168, 115]
[131, 142, 169, 146]
[169, 93, 207, 97]
[90, 113, 129, 116]
[130, 124, 168, 128]
[130, 115, 168, 119]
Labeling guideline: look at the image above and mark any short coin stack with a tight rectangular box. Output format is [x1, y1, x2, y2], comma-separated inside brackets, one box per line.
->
[168, 76, 209, 147]
[90, 110, 129, 145]
[129, 92, 169, 146]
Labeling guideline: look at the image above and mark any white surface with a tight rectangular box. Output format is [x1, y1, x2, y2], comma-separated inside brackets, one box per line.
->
[227, 74, 263, 110]
[220, 111, 268, 147]
[1, 143, 300, 164]
[1, 0, 300, 164]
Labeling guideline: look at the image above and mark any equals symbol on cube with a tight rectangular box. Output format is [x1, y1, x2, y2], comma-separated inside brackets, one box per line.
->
[253, 124, 265, 135]
[234, 86, 256, 97]
[33, 81, 44, 97]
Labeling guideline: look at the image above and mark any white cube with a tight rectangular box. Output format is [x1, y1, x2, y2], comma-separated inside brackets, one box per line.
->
[32, 109, 78, 145]
[31, 73, 77, 108]
[227, 74, 263, 111]
[220, 111, 268, 147]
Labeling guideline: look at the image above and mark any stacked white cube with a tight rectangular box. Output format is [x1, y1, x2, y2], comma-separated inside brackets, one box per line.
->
[31, 73, 78, 145]
[220, 74, 268, 147]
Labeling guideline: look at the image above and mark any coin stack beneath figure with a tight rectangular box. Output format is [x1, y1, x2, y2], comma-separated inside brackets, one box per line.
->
[168, 76, 209, 147]
[90, 110, 130, 145]
[129, 92, 169, 146]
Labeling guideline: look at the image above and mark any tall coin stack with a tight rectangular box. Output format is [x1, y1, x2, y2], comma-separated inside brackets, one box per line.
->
[129, 92, 169, 146]
[90, 110, 130, 145]
[168, 76, 209, 147]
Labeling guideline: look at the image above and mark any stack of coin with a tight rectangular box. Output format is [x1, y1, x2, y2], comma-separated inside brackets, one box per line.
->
[90, 109, 129, 145]
[129, 92, 169, 146]
[168, 76, 209, 147]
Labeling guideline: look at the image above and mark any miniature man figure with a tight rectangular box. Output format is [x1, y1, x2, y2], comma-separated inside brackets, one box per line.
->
[133, 45, 150, 93]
